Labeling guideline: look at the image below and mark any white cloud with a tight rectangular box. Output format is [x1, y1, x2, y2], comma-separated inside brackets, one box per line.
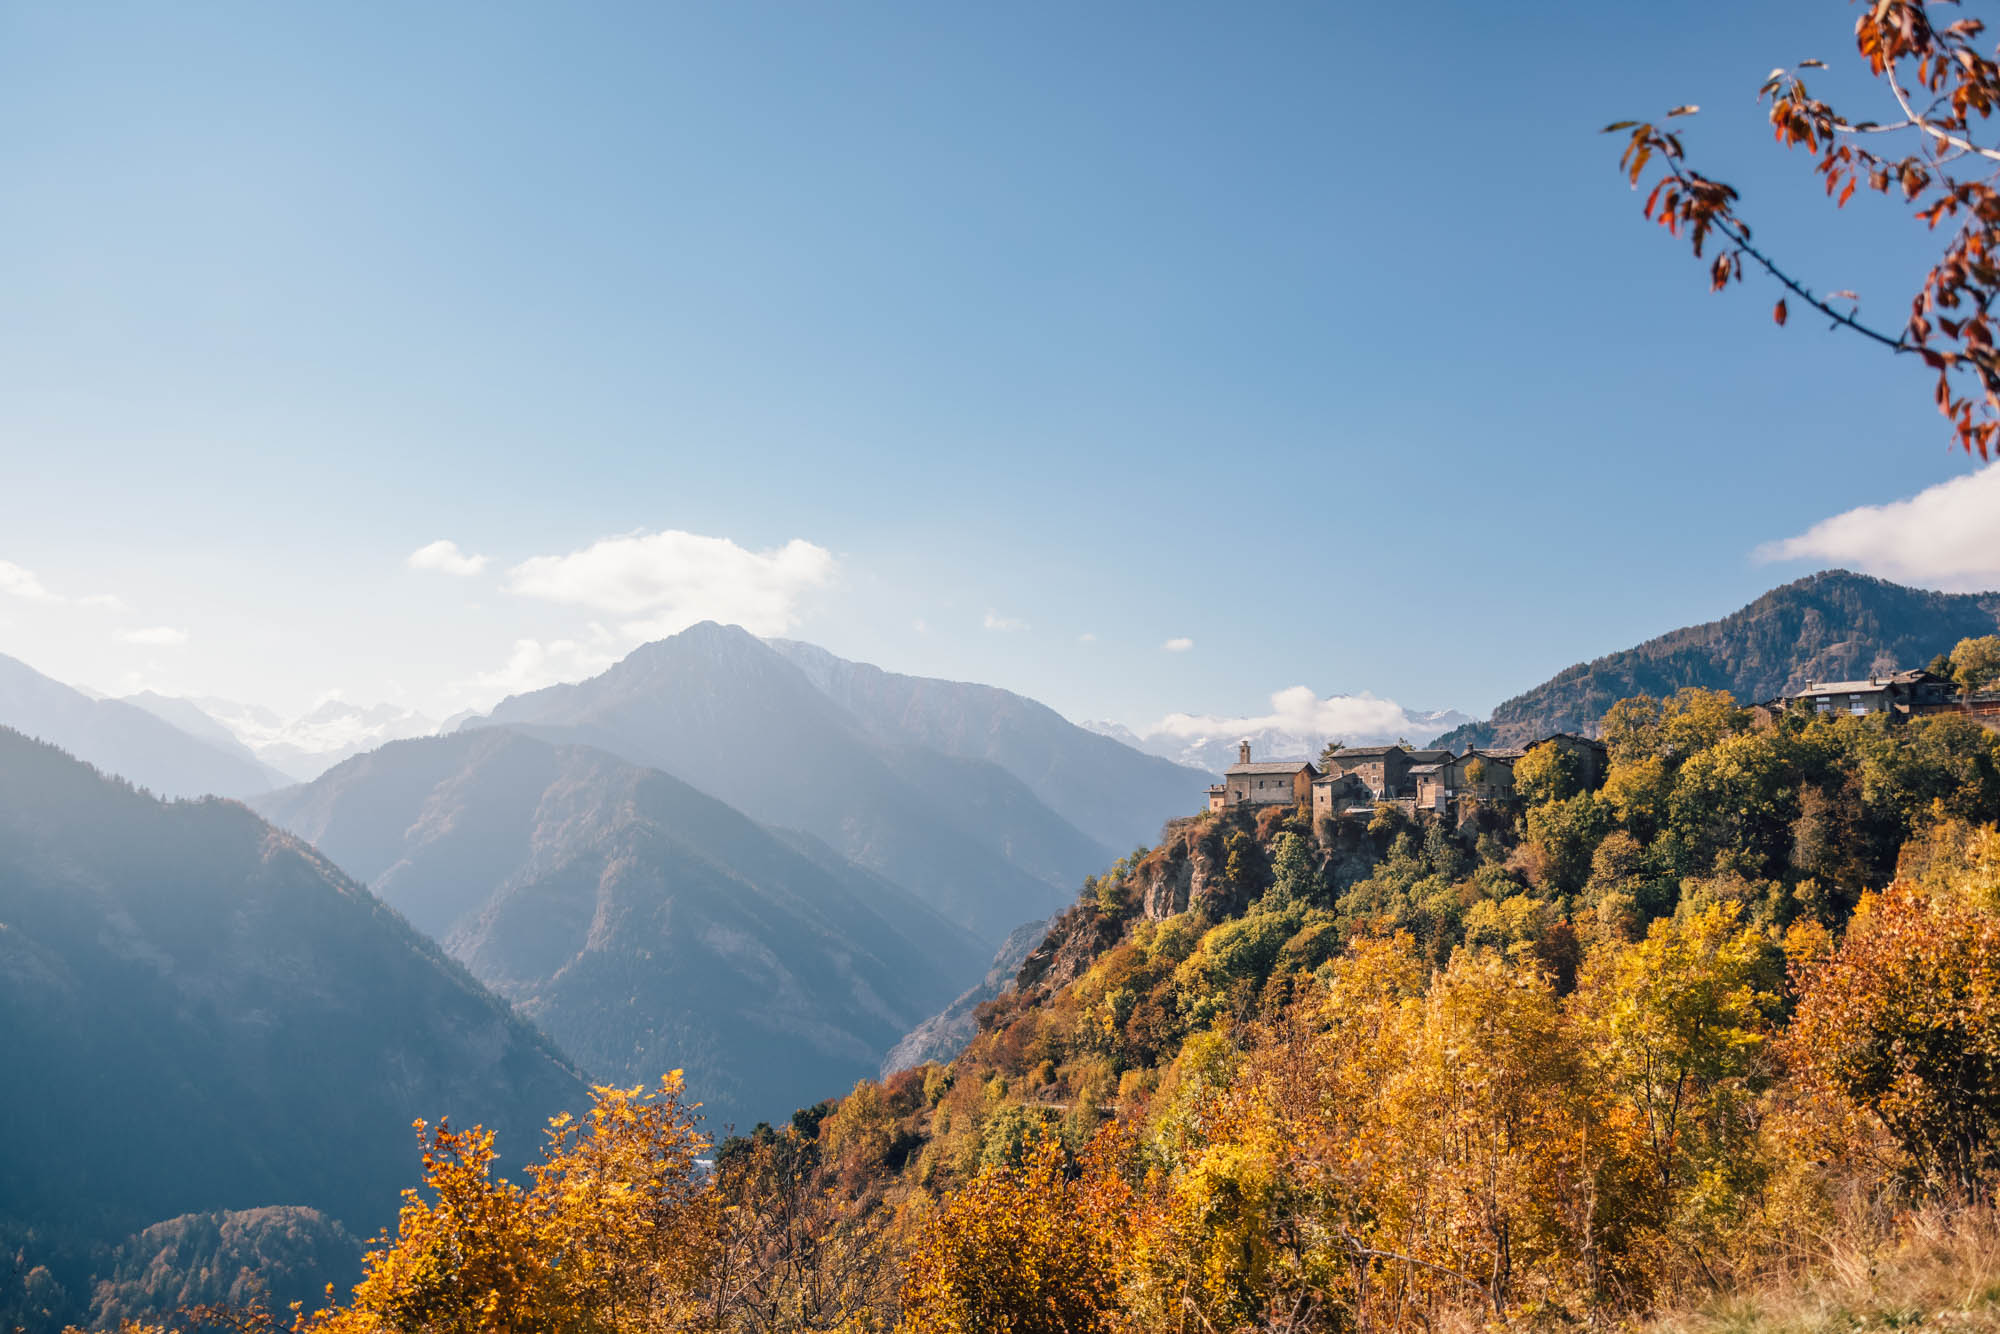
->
[455, 636, 621, 706]
[1078, 632, 1097, 644]
[408, 539, 490, 577]
[1150, 685, 1424, 747]
[78, 593, 127, 611]
[1756, 466, 2000, 591]
[0, 561, 59, 602]
[984, 610, 1028, 632]
[1162, 636, 1194, 653]
[119, 626, 188, 647]
[507, 529, 835, 638]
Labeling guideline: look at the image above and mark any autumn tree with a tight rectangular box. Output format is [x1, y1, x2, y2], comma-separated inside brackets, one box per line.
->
[1951, 633, 2000, 692]
[897, 1137, 1128, 1334]
[1789, 875, 2000, 1188]
[307, 1077, 716, 1334]
[1609, 0, 2000, 457]
[1577, 903, 1780, 1277]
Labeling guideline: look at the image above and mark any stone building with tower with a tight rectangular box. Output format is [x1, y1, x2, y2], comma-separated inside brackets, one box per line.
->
[1209, 741, 1320, 812]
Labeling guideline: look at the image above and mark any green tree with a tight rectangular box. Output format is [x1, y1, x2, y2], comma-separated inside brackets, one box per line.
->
[1268, 832, 1315, 908]
[1580, 903, 1778, 1260]
[1515, 743, 1583, 805]
[1950, 635, 2000, 694]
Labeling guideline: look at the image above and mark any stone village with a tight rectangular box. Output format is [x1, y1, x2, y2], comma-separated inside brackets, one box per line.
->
[1208, 664, 2000, 828]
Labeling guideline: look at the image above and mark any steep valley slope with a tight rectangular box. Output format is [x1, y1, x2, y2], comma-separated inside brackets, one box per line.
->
[0, 726, 583, 1327]
[254, 728, 989, 1130]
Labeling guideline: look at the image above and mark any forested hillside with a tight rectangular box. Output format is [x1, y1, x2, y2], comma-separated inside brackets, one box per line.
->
[0, 728, 583, 1331]
[248, 688, 2000, 1334]
[1439, 571, 2000, 748]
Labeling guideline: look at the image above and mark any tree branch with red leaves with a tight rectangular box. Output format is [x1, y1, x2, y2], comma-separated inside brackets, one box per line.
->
[1610, 0, 2000, 460]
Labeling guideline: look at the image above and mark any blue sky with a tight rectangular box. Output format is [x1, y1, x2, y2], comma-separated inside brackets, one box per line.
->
[1, 2, 1994, 731]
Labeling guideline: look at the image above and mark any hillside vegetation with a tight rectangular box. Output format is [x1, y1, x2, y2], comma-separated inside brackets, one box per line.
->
[179, 689, 2000, 1334]
[1440, 570, 2000, 749]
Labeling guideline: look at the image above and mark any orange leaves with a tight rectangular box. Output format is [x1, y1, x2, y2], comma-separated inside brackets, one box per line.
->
[897, 1135, 1128, 1334]
[1774, 299, 1789, 326]
[1789, 877, 2000, 1186]
[303, 1078, 717, 1334]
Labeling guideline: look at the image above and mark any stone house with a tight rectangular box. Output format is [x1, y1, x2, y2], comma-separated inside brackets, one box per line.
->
[1451, 748, 1519, 800]
[1410, 762, 1450, 813]
[1785, 668, 1955, 719]
[1311, 770, 1375, 821]
[1215, 742, 1319, 811]
[1320, 745, 1415, 800]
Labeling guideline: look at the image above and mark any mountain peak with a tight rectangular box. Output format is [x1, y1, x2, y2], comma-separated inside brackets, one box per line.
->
[1436, 569, 2000, 749]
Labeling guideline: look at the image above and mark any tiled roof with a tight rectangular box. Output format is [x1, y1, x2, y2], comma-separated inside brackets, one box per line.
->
[1326, 746, 1401, 759]
[1792, 679, 1893, 696]
[1408, 763, 1444, 775]
[1226, 760, 1316, 775]
[1405, 749, 1454, 763]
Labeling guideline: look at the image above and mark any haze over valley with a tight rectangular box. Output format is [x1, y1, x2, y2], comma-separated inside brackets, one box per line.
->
[10, 5, 2000, 1329]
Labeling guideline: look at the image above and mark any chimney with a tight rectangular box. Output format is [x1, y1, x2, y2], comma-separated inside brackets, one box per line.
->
[1238, 740, 1252, 765]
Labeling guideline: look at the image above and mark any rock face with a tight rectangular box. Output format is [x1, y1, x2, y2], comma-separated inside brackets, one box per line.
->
[256, 728, 988, 1130]
[1438, 570, 2000, 749]
[1011, 808, 1388, 1001]
[0, 727, 585, 1246]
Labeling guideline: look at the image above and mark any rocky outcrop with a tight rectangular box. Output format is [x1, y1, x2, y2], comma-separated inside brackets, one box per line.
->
[881, 918, 1050, 1075]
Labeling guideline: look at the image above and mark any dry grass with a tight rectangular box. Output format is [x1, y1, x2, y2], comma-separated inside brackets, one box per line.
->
[1639, 1204, 2000, 1334]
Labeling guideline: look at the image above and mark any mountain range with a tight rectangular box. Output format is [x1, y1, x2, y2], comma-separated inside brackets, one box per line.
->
[1437, 570, 2000, 749]
[9, 569, 2000, 1327]
[767, 638, 1216, 853]
[0, 654, 287, 798]
[125, 693, 440, 782]
[254, 728, 987, 1130]
[471, 623, 1197, 944]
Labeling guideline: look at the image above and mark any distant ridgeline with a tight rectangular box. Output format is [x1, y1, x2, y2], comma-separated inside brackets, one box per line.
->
[1436, 570, 2000, 749]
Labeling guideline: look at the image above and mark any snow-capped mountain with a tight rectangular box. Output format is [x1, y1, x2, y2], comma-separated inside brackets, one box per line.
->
[122, 693, 440, 781]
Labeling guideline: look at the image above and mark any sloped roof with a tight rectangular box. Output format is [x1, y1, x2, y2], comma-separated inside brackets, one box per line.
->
[1409, 762, 1444, 776]
[1325, 746, 1402, 759]
[1791, 679, 1891, 696]
[1790, 669, 1944, 698]
[1226, 760, 1317, 776]
[1405, 749, 1454, 763]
